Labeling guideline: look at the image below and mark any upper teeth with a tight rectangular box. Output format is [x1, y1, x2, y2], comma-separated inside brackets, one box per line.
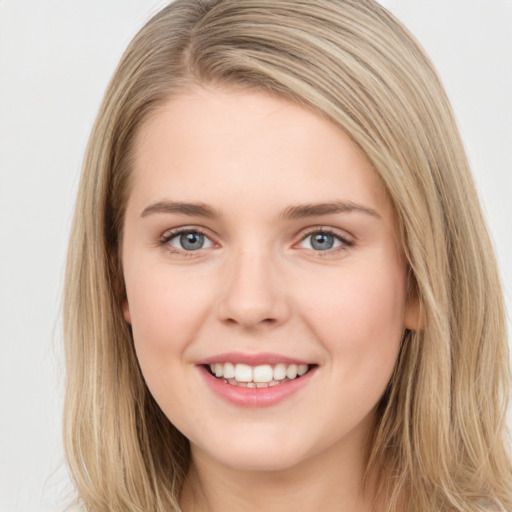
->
[209, 362, 309, 383]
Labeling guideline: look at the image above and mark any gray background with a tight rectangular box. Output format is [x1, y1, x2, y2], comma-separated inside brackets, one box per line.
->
[1, 1, 511, 510]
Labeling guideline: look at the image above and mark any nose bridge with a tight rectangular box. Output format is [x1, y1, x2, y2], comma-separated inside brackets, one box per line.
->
[218, 242, 289, 328]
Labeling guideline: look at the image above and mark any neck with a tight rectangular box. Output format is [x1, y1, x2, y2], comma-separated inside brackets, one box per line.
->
[180, 424, 380, 512]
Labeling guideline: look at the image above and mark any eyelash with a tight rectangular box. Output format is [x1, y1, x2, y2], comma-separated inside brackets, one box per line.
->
[159, 226, 213, 257]
[298, 227, 354, 256]
[159, 226, 354, 257]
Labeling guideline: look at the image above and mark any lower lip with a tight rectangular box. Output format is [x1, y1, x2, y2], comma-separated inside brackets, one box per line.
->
[199, 366, 316, 408]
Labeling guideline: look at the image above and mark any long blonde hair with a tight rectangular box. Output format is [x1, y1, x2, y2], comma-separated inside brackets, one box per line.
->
[64, 1, 511, 510]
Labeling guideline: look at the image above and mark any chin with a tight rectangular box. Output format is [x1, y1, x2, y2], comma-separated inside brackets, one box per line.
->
[191, 429, 310, 473]
[212, 449, 305, 473]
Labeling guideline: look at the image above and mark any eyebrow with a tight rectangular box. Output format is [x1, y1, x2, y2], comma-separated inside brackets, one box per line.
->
[140, 201, 220, 219]
[279, 201, 381, 220]
[140, 199, 380, 220]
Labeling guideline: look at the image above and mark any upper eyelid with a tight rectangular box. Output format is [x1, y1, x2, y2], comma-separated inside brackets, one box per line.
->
[298, 226, 354, 242]
[161, 225, 211, 240]
[295, 228, 355, 257]
[158, 225, 354, 249]
[159, 226, 216, 250]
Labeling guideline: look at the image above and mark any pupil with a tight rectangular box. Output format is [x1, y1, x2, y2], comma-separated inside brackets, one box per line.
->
[181, 232, 203, 250]
[311, 233, 334, 250]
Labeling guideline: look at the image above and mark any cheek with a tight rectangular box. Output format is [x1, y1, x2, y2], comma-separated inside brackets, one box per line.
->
[298, 258, 407, 368]
[123, 266, 222, 435]
[299, 263, 406, 428]
[127, 263, 208, 333]
[125, 267, 208, 370]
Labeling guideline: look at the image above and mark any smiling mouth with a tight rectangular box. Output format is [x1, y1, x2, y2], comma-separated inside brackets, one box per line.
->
[205, 362, 314, 388]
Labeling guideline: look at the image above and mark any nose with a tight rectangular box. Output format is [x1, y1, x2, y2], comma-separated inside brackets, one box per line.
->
[217, 248, 291, 330]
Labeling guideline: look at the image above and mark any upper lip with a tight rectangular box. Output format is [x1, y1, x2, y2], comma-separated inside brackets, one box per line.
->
[196, 352, 313, 366]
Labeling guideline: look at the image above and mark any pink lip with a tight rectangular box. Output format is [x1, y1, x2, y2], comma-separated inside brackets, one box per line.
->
[196, 352, 312, 366]
[198, 364, 317, 408]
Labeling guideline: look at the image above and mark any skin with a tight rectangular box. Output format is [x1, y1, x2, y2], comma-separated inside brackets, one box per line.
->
[122, 86, 419, 511]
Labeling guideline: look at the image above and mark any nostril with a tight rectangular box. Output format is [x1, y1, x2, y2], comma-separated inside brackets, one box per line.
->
[222, 315, 279, 329]
[217, 271, 290, 329]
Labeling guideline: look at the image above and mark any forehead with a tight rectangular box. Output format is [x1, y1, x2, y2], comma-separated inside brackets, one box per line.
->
[129, 85, 392, 219]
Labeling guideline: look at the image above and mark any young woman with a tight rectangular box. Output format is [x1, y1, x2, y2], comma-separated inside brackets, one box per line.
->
[63, 1, 511, 510]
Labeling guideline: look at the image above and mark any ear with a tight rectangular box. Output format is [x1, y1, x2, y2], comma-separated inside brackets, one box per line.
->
[123, 300, 132, 325]
[404, 293, 422, 331]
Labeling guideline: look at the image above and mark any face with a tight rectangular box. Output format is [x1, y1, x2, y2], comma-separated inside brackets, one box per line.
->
[122, 86, 418, 474]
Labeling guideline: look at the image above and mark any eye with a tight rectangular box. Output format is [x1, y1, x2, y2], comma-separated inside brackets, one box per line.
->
[298, 229, 353, 252]
[163, 228, 214, 252]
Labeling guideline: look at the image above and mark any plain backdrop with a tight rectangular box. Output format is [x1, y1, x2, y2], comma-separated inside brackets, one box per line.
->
[0, 1, 511, 511]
